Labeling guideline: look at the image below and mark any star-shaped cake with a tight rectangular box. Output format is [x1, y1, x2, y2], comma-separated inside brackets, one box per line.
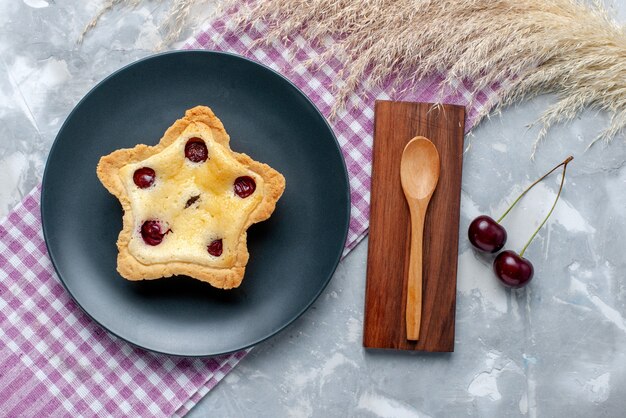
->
[97, 106, 285, 289]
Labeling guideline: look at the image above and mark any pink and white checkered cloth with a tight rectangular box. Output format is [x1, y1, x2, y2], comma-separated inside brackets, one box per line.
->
[0, 12, 498, 418]
[0, 187, 245, 417]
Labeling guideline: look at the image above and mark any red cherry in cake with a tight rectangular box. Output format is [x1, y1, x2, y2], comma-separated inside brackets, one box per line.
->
[234, 176, 256, 198]
[185, 137, 208, 163]
[141, 220, 168, 246]
[133, 167, 156, 188]
[207, 239, 223, 256]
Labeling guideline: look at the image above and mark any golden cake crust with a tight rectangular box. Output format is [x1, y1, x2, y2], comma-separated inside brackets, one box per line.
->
[96, 106, 285, 289]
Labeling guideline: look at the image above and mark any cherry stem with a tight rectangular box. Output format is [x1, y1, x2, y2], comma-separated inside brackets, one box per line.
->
[496, 155, 574, 224]
[519, 158, 572, 257]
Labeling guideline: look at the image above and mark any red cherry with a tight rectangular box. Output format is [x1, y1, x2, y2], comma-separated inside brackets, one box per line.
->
[185, 137, 208, 163]
[468, 215, 507, 253]
[207, 239, 223, 256]
[141, 220, 168, 246]
[493, 250, 534, 288]
[133, 167, 156, 188]
[234, 176, 256, 198]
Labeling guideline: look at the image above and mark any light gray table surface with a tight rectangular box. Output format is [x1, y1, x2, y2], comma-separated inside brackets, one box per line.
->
[2, 1, 626, 417]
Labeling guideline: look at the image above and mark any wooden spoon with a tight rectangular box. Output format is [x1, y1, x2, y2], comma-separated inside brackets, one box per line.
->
[400, 137, 440, 341]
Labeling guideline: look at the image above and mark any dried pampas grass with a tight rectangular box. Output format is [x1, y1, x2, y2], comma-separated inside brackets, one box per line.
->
[230, 0, 626, 152]
[158, 0, 215, 48]
[79, 0, 141, 44]
[80, 0, 211, 48]
[83, 0, 626, 152]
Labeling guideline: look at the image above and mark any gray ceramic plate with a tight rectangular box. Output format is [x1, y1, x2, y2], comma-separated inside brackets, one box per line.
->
[41, 51, 350, 357]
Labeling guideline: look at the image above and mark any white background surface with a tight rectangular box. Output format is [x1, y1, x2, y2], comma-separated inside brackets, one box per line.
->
[1, 1, 626, 416]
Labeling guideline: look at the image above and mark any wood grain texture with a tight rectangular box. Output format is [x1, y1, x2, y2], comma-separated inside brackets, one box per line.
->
[363, 100, 465, 352]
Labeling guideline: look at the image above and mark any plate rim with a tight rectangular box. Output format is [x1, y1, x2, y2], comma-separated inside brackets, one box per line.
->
[40, 50, 351, 357]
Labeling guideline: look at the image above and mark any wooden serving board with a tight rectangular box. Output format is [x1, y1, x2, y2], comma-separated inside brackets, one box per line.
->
[363, 100, 465, 352]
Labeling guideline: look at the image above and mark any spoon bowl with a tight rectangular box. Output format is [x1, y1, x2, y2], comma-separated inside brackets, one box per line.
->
[400, 138, 440, 199]
[399, 136, 440, 341]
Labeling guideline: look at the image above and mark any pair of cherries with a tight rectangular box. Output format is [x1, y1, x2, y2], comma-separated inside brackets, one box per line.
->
[468, 156, 573, 288]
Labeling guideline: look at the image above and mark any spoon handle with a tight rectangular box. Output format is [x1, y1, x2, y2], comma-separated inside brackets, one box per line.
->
[406, 201, 427, 341]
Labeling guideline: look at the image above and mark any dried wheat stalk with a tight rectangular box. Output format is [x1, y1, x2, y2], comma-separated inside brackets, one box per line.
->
[81, 0, 203, 47]
[158, 0, 216, 48]
[79, 0, 142, 43]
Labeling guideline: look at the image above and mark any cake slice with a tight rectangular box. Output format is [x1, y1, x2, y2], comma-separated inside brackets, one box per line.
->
[97, 106, 285, 289]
